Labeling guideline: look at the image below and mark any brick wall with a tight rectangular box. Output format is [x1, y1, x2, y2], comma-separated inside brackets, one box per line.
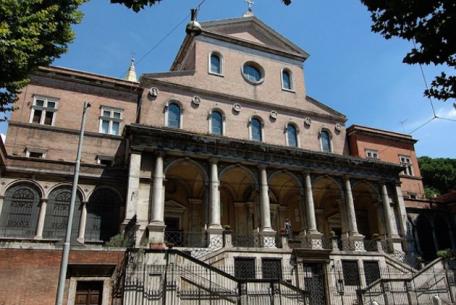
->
[0, 248, 124, 305]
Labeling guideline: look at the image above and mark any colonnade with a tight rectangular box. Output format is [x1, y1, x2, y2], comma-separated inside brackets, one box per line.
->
[124, 152, 406, 252]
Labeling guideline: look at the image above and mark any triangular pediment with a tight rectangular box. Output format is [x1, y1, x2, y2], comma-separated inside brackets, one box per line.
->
[201, 16, 309, 58]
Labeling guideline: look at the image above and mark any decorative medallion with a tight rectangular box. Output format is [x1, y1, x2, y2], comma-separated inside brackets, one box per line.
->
[270, 110, 278, 120]
[304, 117, 312, 127]
[233, 103, 242, 113]
[192, 95, 201, 107]
[148, 87, 159, 98]
[335, 123, 342, 132]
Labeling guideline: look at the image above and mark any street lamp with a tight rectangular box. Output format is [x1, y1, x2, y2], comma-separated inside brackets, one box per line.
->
[55, 101, 91, 305]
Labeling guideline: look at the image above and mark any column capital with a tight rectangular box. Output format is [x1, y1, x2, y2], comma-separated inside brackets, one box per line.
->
[343, 175, 351, 182]
[209, 158, 219, 164]
[257, 163, 268, 170]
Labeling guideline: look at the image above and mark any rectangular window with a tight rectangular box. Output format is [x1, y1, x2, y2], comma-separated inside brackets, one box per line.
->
[365, 149, 379, 159]
[262, 258, 282, 280]
[30, 96, 58, 125]
[399, 155, 414, 176]
[99, 107, 122, 136]
[25, 148, 46, 159]
[342, 260, 360, 286]
[363, 261, 381, 286]
[234, 257, 256, 280]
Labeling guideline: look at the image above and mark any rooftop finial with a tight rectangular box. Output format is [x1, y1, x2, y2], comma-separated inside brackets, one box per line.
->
[125, 56, 138, 82]
[243, 0, 254, 17]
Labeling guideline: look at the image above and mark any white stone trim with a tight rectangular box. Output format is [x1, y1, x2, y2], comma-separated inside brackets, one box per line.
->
[280, 68, 295, 92]
[208, 51, 224, 76]
[67, 277, 111, 305]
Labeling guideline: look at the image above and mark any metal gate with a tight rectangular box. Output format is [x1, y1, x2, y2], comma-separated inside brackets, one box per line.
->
[303, 263, 326, 305]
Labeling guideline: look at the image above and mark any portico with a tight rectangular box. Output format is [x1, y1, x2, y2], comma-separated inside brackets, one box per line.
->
[123, 124, 406, 254]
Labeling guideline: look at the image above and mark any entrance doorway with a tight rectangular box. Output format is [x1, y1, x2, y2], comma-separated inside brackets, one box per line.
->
[75, 281, 103, 305]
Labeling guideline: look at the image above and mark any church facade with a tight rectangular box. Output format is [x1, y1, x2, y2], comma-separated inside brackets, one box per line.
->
[0, 14, 453, 305]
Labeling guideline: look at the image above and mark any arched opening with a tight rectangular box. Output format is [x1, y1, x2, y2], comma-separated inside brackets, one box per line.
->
[416, 214, 436, 261]
[210, 52, 222, 75]
[434, 215, 452, 250]
[320, 130, 332, 153]
[164, 159, 206, 247]
[44, 186, 82, 240]
[220, 166, 258, 246]
[282, 69, 292, 90]
[0, 183, 41, 238]
[351, 182, 383, 240]
[167, 102, 181, 129]
[287, 123, 298, 147]
[85, 188, 122, 242]
[250, 117, 263, 142]
[211, 110, 223, 136]
[268, 171, 303, 238]
[313, 177, 345, 242]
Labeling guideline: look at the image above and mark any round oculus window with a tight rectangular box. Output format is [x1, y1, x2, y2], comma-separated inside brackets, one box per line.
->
[242, 62, 264, 84]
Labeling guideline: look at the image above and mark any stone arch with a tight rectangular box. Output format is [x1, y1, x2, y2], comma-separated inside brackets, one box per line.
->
[43, 186, 83, 240]
[47, 183, 87, 202]
[312, 175, 346, 238]
[85, 187, 122, 242]
[220, 164, 259, 237]
[2, 179, 45, 199]
[434, 214, 452, 250]
[0, 182, 42, 238]
[268, 170, 304, 233]
[416, 214, 436, 261]
[351, 181, 383, 239]
[164, 158, 207, 236]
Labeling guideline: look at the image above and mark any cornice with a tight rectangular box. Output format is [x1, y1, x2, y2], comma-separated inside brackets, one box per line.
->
[140, 78, 347, 123]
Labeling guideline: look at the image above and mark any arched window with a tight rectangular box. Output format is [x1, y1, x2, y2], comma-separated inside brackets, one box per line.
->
[211, 110, 223, 136]
[287, 124, 298, 147]
[44, 187, 81, 240]
[167, 102, 181, 129]
[210, 53, 222, 75]
[85, 188, 121, 242]
[282, 69, 292, 90]
[0, 184, 41, 238]
[320, 130, 332, 153]
[251, 117, 263, 142]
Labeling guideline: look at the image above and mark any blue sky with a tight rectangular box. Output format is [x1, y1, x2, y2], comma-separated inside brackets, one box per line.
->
[2, 0, 454, 157]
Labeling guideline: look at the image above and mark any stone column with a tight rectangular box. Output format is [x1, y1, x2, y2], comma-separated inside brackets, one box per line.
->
[124, 152, 141, 224]
[35, 199, 47, 239]
[304, 173, 323, 249]
[382, 184, 404, 254]
[395, 184, 408, 239]
[207, 159, 223, 249]
[77, 201, 88, 243]
[148, 153, 166, 245]
[343, 177, 365, 251]
[259, 166, 276, 248]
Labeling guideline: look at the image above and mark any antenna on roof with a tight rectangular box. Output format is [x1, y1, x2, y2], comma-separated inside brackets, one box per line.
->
[243, 0, 254, 17]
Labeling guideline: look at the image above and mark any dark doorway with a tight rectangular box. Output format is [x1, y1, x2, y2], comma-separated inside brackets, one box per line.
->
[75, 281, 103, 305]
[416, 215, 437, 261]
[303, 263, 326, 305]
[234, 257, 256, 280]
[165, 216, 182, 246]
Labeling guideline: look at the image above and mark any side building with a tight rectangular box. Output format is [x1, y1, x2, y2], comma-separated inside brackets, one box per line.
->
[0, 14, 454, 305]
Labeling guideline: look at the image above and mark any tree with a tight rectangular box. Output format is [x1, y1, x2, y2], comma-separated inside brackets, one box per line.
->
[0, 0, 86, 120]
[418, 156, 456, 197]
[110, 0, 291, 13]
[361, 0, 456, 101]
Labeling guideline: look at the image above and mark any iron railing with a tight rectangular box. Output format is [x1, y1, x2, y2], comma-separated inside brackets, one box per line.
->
[164, 230, 207, 248]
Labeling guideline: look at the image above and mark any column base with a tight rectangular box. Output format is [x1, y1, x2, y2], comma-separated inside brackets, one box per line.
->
[342, 233, 365, 252]
[260, 229, 276, 248]
[306, 230, 324, 250]
[148, 221, 166, 247]
[386, 236, 404, 253]
[207, 227, 224, 249]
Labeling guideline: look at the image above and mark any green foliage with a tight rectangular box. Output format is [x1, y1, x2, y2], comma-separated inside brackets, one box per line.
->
[437, 249, 454, 259]
[0, 0, 86, 119]
[361, 0, 456, 101]
[424, 186, 441, 198]
[418, 156, 456, 195]
[110, 0, 291, 13]
[105, 233, 133, 247]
